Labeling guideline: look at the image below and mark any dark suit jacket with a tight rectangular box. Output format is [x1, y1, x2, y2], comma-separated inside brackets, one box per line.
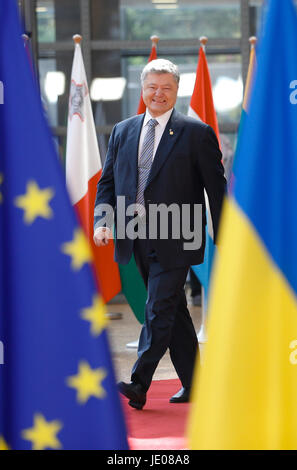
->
[94, 109, 226, 270]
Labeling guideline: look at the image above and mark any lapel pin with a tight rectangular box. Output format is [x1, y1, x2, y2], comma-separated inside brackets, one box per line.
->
[169, 129, 174, 135]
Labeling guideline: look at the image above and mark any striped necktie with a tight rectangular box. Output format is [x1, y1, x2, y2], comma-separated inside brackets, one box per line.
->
[136, 118, 159, 215]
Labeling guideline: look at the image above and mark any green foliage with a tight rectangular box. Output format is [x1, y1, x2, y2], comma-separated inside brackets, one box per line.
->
[37, 15, 56, 42]
[122, 6, 240, 41]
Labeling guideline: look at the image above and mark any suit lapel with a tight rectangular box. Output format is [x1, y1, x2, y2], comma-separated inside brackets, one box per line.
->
[146, 109, 184, 189]
[125, 114, 145, 187]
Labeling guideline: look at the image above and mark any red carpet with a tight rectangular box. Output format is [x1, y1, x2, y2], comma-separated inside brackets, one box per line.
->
[121, 379, 190, 450]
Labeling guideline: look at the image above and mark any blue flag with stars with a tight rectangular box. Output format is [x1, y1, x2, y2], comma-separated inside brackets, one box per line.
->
[0, 0, 128, 450]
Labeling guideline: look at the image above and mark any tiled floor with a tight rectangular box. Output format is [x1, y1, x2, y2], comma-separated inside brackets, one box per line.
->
[106, 293, 202, 383]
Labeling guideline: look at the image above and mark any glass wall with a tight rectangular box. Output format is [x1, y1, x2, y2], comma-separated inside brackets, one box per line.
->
[91, 0, 120, 41]
[37, 0, 81, 42]
[39, 52, 72, 127]
[121, 2, 240, 40]
[31, 0, 265, 167]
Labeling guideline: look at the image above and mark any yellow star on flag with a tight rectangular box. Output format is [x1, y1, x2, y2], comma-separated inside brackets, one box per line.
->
[14, 180, 54, 224]
[0, 173, 3, 204]
[81, 295, 107, 336]
[66, 360, 107, 404]
[0, 435, 10, 450]
[61, 228, 92, 270]
[22, 413, 63, 450]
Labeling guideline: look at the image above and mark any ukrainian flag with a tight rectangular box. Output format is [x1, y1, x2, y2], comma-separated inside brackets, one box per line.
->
[188, 0, 297, 450]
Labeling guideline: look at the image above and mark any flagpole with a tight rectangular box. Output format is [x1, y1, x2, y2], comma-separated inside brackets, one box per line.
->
[22, 33, 37, 84]
[126, 34, 160, 348]
[199, 35, 208, 52]
[150, 34, 160, 49]
[22, 33, 29, 43]
[249, 36, 257, 49]
[197, 35, 209, 345]
[73, 34, 82, 45]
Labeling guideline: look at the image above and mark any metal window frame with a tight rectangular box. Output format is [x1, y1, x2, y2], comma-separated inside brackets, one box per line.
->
[20, 0, 260, 137]
[20, 0, 39, 70]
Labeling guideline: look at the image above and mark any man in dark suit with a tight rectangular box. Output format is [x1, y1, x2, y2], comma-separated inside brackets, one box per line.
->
[93, 59, 226, 410]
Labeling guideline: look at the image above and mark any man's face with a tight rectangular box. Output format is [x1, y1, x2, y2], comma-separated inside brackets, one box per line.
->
[142, 72, 178, 117]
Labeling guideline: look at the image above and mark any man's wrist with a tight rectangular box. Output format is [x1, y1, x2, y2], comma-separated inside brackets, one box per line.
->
[94, 226, 111, 236]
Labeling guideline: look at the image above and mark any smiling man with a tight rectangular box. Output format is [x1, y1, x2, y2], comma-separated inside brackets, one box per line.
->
[93, 59, 226, 409]
[142, 68, 178, 117]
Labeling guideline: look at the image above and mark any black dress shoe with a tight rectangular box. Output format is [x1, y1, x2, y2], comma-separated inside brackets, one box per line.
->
[169, 387, 190, 403]
[118, 381, 146, 410]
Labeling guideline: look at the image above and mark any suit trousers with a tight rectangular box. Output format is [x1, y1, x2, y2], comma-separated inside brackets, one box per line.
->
[131, 237, 199, 392]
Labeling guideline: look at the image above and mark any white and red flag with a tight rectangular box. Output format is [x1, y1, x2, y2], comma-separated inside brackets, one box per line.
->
[66, 36, 121, 302]
[188, 42, 220, 146]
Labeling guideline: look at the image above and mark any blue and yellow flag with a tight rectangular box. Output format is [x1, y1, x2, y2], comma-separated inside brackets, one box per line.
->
[188, 0, 297, 450]
[0, 0, 128, 450]
[229, 37, 257, 192]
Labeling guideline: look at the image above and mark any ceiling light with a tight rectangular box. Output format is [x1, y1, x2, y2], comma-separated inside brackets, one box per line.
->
[213, 76, 243, 112]
[90, 77, 127, 102]
[152, 0, 177, 3]
[178, 73, 196, 98]
[44, 71, 65, 103]
[154, 4, 178, 8]
[36, 7, 48, 13]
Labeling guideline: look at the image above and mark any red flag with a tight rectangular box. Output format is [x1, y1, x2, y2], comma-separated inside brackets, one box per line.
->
[188, 45, 220, 148]
[188, 42, 221, 302]
[137, 37, 158, 114]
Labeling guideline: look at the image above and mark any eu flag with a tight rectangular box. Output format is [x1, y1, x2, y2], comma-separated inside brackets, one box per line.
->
[0, 0, 128, 450]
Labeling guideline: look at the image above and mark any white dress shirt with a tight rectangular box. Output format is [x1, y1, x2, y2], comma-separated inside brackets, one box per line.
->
[138, 108, 173, 161]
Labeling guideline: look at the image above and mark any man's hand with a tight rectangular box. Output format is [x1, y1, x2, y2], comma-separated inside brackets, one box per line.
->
[93, 227, 112, 247]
